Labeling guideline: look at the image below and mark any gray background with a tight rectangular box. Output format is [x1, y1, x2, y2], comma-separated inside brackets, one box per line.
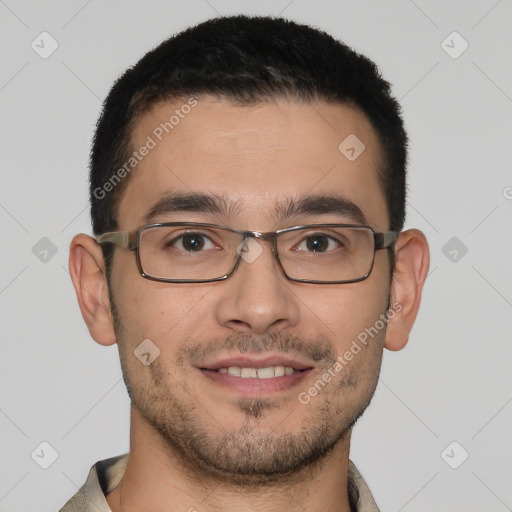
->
[1, 0, 511, 511]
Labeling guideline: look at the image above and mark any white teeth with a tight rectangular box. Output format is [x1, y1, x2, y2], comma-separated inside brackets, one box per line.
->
[227, 366, 241, 377]
[218, 365, 296, 378]
[256, 367, 275, 379]
[241, 367, 258, 378]
[274, 365, 285, 377]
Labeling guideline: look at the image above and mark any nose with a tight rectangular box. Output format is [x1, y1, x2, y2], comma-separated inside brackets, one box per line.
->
[213, 238, 300, 334]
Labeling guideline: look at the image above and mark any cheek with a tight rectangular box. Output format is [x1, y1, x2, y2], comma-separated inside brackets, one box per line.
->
[305, 277, 390, 352]
[112, 274, 214, 357]
[320, 287, 388, 397]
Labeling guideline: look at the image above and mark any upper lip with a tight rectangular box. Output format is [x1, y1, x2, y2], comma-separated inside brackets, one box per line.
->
[199, 355, 314, 371]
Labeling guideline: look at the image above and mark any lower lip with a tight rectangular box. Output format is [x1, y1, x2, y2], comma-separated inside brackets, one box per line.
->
[199, 368, 313, 396]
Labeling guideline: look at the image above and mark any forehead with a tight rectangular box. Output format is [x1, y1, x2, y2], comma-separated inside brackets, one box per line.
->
[118, 96, 387, 230]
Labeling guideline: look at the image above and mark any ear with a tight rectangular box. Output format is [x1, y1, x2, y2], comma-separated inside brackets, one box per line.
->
[384, 229, 430, 351]
[68, 233, 117, 346]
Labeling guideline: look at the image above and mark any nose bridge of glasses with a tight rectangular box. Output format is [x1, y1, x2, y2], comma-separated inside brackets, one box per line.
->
[247, 230, 274, 242]
[235, 230, 279, 264]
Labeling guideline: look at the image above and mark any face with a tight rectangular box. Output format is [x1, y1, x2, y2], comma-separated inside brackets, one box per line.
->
[109, 96, 392, 481]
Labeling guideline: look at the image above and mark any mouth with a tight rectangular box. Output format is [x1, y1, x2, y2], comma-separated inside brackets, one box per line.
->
[217, 365, 297, 378]
[198, 356, 314, 395]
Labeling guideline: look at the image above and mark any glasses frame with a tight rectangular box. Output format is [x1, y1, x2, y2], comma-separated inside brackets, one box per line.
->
[96, 222, 399, 285]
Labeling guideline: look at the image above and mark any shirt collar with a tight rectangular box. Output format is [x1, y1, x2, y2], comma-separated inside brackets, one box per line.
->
[59, 454, 380, 512]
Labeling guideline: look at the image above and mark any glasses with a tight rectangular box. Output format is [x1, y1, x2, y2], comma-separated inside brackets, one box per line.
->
[96, 222, 398, 284]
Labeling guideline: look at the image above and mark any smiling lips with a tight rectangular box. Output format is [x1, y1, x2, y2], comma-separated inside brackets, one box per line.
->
[219, 365, 295, 378]
[199, 356, 313, 394]
[200, 356, 312, 374]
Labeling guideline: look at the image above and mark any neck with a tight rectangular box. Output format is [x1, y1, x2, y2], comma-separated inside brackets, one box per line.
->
[107, 408, 354, 512]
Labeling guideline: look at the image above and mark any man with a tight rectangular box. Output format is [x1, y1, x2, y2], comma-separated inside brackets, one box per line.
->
[62, 15, 429, 512]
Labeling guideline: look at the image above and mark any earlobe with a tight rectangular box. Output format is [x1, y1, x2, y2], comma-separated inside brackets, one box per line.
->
[68, 234, 117, 346]
[384, 229, 430, 351]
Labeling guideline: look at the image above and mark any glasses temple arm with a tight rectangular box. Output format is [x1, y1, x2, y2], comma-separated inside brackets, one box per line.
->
[375, 231, 399, 250]
[96, 231, 133, 249]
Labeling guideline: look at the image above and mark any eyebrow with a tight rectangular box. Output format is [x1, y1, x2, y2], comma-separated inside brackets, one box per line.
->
[143, 192, 367, 225]
[143, 192, 238, 223]
[274, 195, 368, 225]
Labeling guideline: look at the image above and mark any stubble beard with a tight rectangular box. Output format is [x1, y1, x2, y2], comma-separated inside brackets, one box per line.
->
[110, 295, 382, 487]
[124, 362, 377, 487]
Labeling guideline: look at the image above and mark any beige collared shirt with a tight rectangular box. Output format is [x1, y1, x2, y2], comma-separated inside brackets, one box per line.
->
[59, 454, 380, 512]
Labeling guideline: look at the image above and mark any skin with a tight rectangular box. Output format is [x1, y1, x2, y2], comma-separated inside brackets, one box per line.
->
[69, 96, 429, 512]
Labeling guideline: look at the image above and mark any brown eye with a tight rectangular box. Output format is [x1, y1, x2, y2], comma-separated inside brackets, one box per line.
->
[306, 235, 330, 252]
[181, 234, 205, 251]
[165, 233, 215, 252]
[296, 234, 341, 253]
